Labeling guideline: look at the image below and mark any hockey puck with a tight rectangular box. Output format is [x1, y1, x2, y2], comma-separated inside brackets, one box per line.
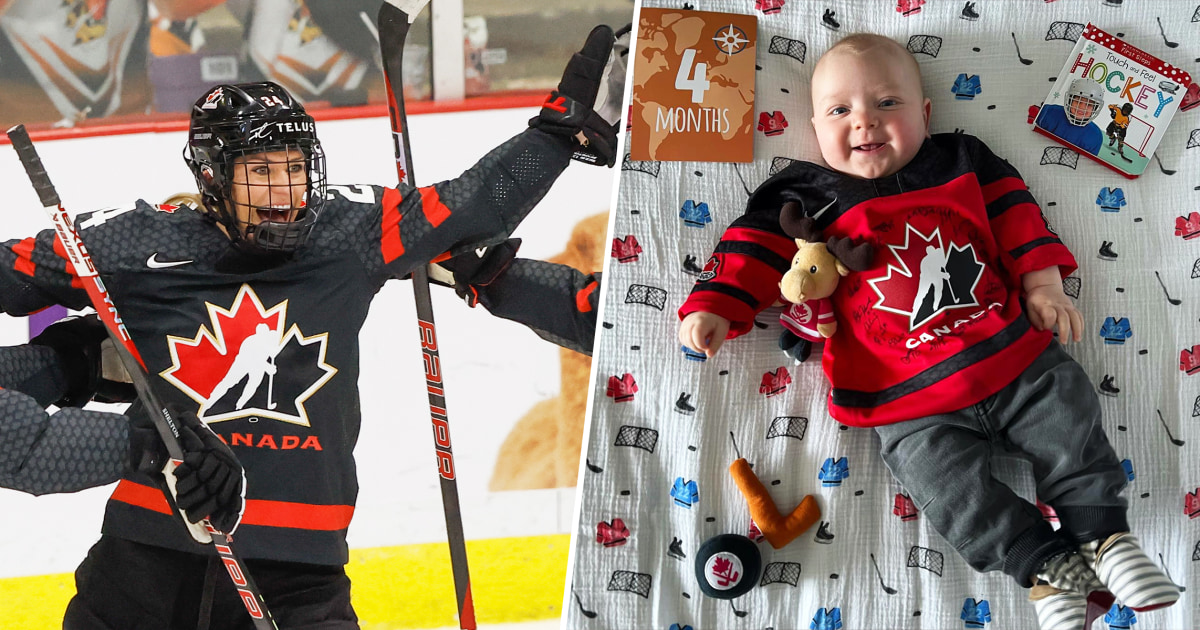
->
[694, 534, 761, 599]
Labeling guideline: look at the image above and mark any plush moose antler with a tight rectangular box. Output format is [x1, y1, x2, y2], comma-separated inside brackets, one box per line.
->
[780, 201, 821, 242]
[827, 236, 875, 271]
[780, 200, 874, 271]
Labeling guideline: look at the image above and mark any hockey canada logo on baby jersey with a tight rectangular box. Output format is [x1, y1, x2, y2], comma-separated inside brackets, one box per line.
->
[160, 285, 337, 426]
[698, 255, 721, 282]
[868, 224, 985, 331]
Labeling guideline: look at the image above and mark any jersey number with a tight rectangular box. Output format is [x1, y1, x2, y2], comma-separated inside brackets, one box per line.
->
[77, 205, 137, 230]
[326, 185, 376, 204]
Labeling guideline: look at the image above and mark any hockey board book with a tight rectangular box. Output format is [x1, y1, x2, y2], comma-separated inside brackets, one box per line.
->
[630, 8, 757, 163]
[1033, 23, 1191, 178]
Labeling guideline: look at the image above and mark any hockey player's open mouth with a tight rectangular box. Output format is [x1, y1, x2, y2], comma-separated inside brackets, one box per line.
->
[853, 143, 884, 153]
[256, 207, 293, 222]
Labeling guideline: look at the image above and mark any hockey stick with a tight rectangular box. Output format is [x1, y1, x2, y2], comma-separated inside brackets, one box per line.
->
[377, 2, 476, 629]
[5, 125, 278, 630]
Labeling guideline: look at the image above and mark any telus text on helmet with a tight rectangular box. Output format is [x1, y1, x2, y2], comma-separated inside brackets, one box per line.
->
[248, 121, 316, 141]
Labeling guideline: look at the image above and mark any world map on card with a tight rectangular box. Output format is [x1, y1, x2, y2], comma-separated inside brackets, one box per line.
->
[630, 8, 757, 163]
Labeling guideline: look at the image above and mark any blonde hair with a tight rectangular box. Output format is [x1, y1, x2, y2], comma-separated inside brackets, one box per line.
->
[818, 33, 923, 96]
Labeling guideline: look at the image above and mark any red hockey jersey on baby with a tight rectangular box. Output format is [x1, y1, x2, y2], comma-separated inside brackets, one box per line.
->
[679, 134, 1077, 426]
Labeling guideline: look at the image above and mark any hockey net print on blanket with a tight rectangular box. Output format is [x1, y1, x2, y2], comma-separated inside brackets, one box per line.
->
[568, 1, 1199, 629]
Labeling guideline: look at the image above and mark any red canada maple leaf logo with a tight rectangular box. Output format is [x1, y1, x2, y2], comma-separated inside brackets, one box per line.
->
[159, 284, 336, 426]
[867, 224, 983, 331]
[710, 554, 740, 586]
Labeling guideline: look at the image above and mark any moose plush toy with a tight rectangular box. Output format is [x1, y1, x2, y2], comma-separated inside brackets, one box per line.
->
[776, 200, 874, 362]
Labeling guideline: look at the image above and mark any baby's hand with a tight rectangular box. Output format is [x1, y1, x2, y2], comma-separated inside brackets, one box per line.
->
[1025, 284, 1084, 344]
[679, 311, 732, 358]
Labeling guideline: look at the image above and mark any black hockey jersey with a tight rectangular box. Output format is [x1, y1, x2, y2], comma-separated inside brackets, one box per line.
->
[0, 128, 572, 565]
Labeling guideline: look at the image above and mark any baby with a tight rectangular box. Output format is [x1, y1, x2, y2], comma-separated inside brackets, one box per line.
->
[678, 33, 1177, 629]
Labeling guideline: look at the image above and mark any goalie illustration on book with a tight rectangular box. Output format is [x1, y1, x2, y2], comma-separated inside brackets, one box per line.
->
[1034, 78, 1105, 156]
[0, 9, 626, 629]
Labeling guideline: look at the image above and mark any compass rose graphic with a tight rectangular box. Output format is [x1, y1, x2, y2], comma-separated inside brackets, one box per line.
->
[712, 24, 749, 55]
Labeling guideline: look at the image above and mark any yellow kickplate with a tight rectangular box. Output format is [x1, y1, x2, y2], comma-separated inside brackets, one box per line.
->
[350, 534, 569, 629]
[0, 572, 76, 630]
[0, 534, 569, 630]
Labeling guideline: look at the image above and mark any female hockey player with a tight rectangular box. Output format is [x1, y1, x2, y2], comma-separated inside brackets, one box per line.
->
[0, 22, 622, 628]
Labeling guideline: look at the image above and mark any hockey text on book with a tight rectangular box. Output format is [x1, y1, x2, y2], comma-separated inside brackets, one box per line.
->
[1069, 54, 1175, 118]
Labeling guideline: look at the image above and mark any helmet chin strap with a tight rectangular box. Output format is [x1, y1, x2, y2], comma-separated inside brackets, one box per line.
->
[203, 192, 311, 254]
[244, 210, 316, 253]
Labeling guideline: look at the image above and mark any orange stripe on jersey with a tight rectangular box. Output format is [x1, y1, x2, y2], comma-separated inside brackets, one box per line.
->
[111, 479, 171, 515]
[418, 185, 451, 227]
[576, 280, 598, 313]
[240, 499, 355, 531]
[981, 176, 1026, 203]
[112, 480, 356, 531]
[12, 238, 36, 277]
[380, 187, 406, 263]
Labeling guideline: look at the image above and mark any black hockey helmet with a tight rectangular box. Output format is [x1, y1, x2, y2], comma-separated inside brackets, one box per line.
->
[183, 82, 327, 254]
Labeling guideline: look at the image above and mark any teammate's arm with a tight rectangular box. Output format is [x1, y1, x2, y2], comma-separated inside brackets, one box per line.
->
[0, 339, 128, 495]
[0, 389, 128, 495]
[476, 260, 600, 355]
[0, 228, 91, 316]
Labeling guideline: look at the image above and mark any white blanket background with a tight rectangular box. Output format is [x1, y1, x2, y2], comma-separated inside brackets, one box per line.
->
[567, 1, 1200, 628]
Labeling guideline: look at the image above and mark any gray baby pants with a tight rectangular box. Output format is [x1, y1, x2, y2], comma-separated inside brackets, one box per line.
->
[873, 341, 1129, 586]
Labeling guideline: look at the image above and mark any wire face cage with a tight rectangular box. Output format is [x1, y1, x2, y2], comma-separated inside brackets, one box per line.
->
[220, 141, 328, 253]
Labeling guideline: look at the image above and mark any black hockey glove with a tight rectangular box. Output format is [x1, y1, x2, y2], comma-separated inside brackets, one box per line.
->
[30, 314, 136, 407]
[529, 24, 630, 167]
[428, 239, 521, 307]
[171, 407, 245, 535]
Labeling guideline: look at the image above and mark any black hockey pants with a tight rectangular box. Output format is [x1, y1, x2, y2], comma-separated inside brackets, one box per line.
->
[62, 535, 358, 629]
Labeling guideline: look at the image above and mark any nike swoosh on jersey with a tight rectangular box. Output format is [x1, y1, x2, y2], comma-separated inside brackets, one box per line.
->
[146, 253, 194, 269]
[810, 196, 838, 219]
